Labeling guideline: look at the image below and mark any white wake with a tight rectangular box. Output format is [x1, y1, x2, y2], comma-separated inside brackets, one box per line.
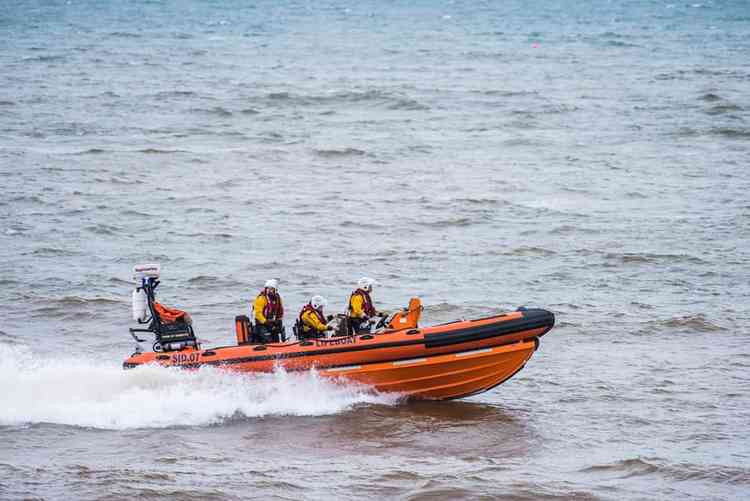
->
[0, 344, 399, 429]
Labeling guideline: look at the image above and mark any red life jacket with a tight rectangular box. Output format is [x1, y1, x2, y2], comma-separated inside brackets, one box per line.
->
[298, 304, 326, 331]
[349, 288, 376, 317]
[260, 289, 284, 321]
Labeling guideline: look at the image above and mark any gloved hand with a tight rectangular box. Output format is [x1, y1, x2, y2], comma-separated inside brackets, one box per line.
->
[378, 311, 387, 318]
[326, 325, 334, 331]
[326, 314, 334, 322]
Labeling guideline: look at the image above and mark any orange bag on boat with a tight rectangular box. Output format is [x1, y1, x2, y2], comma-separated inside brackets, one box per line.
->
[154, 302, 191, 324]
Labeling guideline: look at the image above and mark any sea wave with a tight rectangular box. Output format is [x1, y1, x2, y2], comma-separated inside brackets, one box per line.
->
[264, 89, 429, 111]
[603, 252, 707, 265]
[22, 54, 66, 63]
[673, 126, 750, 139]
[423, 302, 465, 315]
[339, 220, 382, 230]
[109, 31, 142, 38]
[29, 247, 80, 257]
[0, 344, 399, 430]
[657, 69, 750, 81]
[581, 457, 660, 477]
[549, 224, 600, 235]
[603, 40, 640, 48]
[705, 103, 742, 115]
[184, 232, 233, 239]
[154, 90, 197, 99]
[190, 106, 233, 117]
[642, 314, 725, 333]
[137, 148, 187, 154]
[313, 147, 368, 158]
[660, 314, 725, 332]
[24, 295, 123, 321]
[581, 457, 750, 485]
[709, 127, 750, 139]
[0, 330, 20, 345]
[502, 246, 557, 257]
[473, 89, 538, 97]
[451, 197, 507, 207]
[387, 98, 429, 111]
[185, 275, 244, 289]
[120, 209, 152, 218]
[9, 195, 45, 204]
[423, 217, 475, 228]
[72, 148, 107, 155]
[85, 223, 120, 235]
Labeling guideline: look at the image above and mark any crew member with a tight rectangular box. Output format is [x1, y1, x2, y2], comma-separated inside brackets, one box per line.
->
[297, 295, 333, 340]
[253, 279, 284, 343]
[348, 277, 382, 334]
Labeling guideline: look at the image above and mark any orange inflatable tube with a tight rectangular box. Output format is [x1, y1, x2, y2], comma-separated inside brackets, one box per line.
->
[124, 308, 554, 400]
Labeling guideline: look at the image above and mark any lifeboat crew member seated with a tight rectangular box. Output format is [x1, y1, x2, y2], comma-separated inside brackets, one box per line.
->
[297, 295, 333, 340]
[348, 277, 383, 334]
[253, 279, 284, 343]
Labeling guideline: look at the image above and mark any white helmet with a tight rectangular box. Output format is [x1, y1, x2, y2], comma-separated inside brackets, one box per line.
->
[310, 295, 327, 310]
[357, 277, 375, 291]
[264, 279, 279, 290]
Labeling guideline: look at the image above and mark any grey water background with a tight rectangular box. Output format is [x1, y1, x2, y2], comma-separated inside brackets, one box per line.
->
[1, 0, 749, 499]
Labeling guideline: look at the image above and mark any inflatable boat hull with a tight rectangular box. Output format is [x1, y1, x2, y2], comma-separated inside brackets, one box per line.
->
[123, 308, 554, 400]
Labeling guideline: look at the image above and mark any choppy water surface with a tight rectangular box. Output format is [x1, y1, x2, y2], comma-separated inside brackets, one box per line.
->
[1, 1, 749, 499]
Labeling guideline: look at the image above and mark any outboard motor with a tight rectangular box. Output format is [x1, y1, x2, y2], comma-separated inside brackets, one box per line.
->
[129, 263, 198, 353]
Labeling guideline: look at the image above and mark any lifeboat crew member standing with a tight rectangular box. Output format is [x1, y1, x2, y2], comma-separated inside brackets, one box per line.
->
[348, 277, 381, 334]
[297, 295, 333, 340]
[253, 279, 284, 343]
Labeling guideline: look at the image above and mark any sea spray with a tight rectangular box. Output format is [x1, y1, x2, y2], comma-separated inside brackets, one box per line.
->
[0, 344, 399, 429]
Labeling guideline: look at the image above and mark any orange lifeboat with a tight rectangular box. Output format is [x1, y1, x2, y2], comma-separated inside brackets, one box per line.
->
[124, 303, 555, 401]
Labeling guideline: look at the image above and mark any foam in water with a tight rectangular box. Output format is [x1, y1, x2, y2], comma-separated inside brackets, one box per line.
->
[0, 344, 399, 430]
